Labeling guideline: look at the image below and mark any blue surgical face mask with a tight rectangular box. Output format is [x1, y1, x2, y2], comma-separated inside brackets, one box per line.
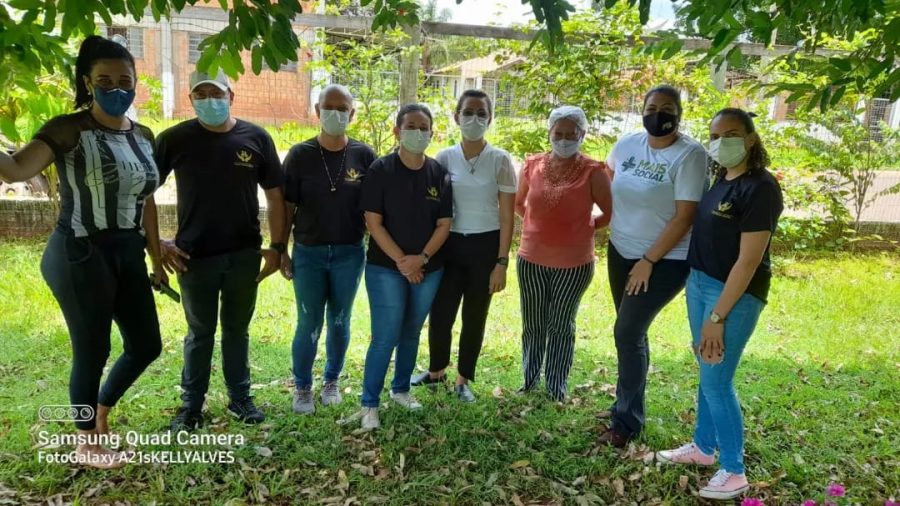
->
[92, 87, 135, 117]
[193, 97, 231, 127]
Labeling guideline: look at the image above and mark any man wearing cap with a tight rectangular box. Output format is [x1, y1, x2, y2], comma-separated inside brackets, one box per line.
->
[154, 69, 286, 431]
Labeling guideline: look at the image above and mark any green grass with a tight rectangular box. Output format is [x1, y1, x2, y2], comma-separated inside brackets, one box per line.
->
[0, 241, 897, 505]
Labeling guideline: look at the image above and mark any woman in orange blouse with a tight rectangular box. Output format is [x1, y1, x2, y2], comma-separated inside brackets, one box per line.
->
[514, 105, 612, 401]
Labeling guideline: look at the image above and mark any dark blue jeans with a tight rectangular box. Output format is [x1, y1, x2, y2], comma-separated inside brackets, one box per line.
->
[291, 241, 365, 390]
[178, 248, 260, 409]
[41, 229, 162, 430]
[361, 264, 443, 408]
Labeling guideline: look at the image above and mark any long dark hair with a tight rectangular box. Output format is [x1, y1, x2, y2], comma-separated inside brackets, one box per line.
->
[711, 108, 770, 181]
[643, 84, 683, 118]
[395, 103, 433, 129]
[74, 35, 136, 109]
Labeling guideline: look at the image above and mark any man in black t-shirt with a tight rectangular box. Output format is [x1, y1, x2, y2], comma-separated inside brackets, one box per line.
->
[279, 84, 376, 415]
[155, 70, 286, 431]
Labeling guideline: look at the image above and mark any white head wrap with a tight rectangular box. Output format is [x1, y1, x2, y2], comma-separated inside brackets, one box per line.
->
[547, 105, 588, 134]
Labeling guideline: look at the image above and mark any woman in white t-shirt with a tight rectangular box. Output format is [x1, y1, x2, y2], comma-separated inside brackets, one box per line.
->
[410, 90, 517, 402]
[598, 85, 708, 448]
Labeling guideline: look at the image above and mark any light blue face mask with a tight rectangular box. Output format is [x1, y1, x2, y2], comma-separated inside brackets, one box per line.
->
[193, 97, 230, 127]
[399, 129, 431, 154]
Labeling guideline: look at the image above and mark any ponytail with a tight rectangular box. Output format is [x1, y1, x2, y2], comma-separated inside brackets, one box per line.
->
[74, 35, 136, 109]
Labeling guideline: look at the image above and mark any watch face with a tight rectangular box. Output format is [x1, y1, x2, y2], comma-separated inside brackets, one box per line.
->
[710, 312, 721, 323]
[497, 257, 509, 266]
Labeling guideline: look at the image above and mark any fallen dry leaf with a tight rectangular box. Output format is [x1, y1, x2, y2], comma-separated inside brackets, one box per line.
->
[613, 478, 625, 496]
[679, 475, 689, 490]
[509, 460, 530, 469]
[255, 446, 273, 458]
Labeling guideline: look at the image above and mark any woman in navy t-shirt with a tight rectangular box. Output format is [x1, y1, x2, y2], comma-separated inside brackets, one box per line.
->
[656, 108, 783, 501]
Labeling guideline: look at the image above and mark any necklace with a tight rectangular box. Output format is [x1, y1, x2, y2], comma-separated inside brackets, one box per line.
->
[463, 144, 484, 174]
[319, 144, 348, 192]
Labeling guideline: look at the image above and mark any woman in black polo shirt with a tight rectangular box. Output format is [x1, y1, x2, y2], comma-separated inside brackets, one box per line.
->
[655, 108, 783, 501]
[350, 103, 452, 430]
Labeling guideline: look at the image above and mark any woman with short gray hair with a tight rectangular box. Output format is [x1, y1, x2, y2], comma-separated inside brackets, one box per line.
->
[514, 105, 612, 402]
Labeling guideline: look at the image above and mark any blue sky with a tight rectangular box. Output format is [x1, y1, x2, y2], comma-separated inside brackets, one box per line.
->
[435, 0, 676, 26]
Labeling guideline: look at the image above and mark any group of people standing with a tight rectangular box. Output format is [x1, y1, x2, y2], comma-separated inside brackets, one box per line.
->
[0, 36, 784, 500]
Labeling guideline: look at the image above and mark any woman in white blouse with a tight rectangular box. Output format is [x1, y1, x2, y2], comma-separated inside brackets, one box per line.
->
[410, 89, 517, 402]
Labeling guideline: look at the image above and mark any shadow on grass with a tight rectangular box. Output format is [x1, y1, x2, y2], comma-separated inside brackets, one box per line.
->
[0, 341, 896, 506]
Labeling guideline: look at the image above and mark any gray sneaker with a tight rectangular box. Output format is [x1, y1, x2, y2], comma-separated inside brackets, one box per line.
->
[321, 381, 343, 406]
[455, 384, 476, 403]
[292, 388, 315, 415]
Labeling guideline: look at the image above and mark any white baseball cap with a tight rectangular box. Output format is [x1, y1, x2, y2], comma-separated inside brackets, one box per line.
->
[189, 69, 230, 92]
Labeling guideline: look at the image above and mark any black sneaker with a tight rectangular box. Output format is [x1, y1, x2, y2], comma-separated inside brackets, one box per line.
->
[227, 397, 265, 424]
[410, 371, 446, 388]
[171, 406, 203, 432]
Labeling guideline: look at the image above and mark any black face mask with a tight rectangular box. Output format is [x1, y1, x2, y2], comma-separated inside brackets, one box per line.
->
[643, 111, 679, 137]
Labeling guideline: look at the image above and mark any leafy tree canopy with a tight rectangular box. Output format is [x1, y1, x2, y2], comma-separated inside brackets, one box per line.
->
[0, 0, 894, 113]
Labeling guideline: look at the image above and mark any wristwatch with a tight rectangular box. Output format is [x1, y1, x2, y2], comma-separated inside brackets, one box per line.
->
[270, 242, 287, 254]
[496, 257, 509, 268]
[709, 311, 726, 324]
[421, 252, 430, 265]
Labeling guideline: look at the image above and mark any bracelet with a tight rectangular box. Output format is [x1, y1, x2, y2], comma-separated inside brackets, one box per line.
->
[641, 254, 657, 265]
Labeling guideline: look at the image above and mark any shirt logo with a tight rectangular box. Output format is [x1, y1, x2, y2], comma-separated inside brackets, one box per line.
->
[235, 150, 254, 168]
[344, 168, 362, 183]
[621, 156, 666, 182]
[713, 201, 734, 219]
[426, 186, 440, 202]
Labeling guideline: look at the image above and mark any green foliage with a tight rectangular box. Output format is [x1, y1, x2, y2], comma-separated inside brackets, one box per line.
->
[497, 6, 645, 130]
[308, 29, 407, 155]
[607, 0, 897, 110]
[786, 103, 899, 236]
[138, 74, 164, 119]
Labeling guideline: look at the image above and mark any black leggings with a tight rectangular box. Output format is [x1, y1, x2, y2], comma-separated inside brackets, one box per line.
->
[607, 241, 689, 437]
[427, 231, 499, 381]
[41, 229, 162, 431]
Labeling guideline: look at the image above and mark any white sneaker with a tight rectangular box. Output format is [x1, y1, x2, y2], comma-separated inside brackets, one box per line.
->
[389, 391, 423, 410]
[361, 407, 380, 430]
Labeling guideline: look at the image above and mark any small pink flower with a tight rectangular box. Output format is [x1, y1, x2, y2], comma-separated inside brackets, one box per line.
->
[802, 501, 816, 506]
[741, 499, 764, 506]
[826, 483, 846, 497]
[885, 501, 899, 506]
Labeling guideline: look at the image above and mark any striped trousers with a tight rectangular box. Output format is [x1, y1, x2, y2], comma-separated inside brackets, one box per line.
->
[517, 257, 595, 401]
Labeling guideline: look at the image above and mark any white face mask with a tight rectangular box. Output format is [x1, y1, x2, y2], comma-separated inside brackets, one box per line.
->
[551, 138, 582, 158]
[709, 137, 747, 169]
[459, 114, 489, 141]
[320, 109, 350, 136]
[399, 129, 431, 154]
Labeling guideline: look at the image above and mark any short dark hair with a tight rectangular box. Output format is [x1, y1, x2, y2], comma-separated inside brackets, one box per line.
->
[396, 103, 433, 129]
[711, 107, 771, 179]
[455, 89, 493, 117]
[643, 85, 682, 117]
[75, 35, 136, 109]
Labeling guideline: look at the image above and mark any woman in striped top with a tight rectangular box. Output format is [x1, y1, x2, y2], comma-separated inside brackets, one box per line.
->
[0, 36, 165, 469]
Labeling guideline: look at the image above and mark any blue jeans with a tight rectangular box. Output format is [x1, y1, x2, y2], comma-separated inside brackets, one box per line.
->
[361, 264, 443, 408]
[686, 269, 765, 474]
[291, 241, 365, 389]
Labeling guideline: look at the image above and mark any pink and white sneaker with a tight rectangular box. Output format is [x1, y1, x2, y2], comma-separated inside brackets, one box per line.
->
[656, 442, 716, 466]
[699, 469, 750, 500]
